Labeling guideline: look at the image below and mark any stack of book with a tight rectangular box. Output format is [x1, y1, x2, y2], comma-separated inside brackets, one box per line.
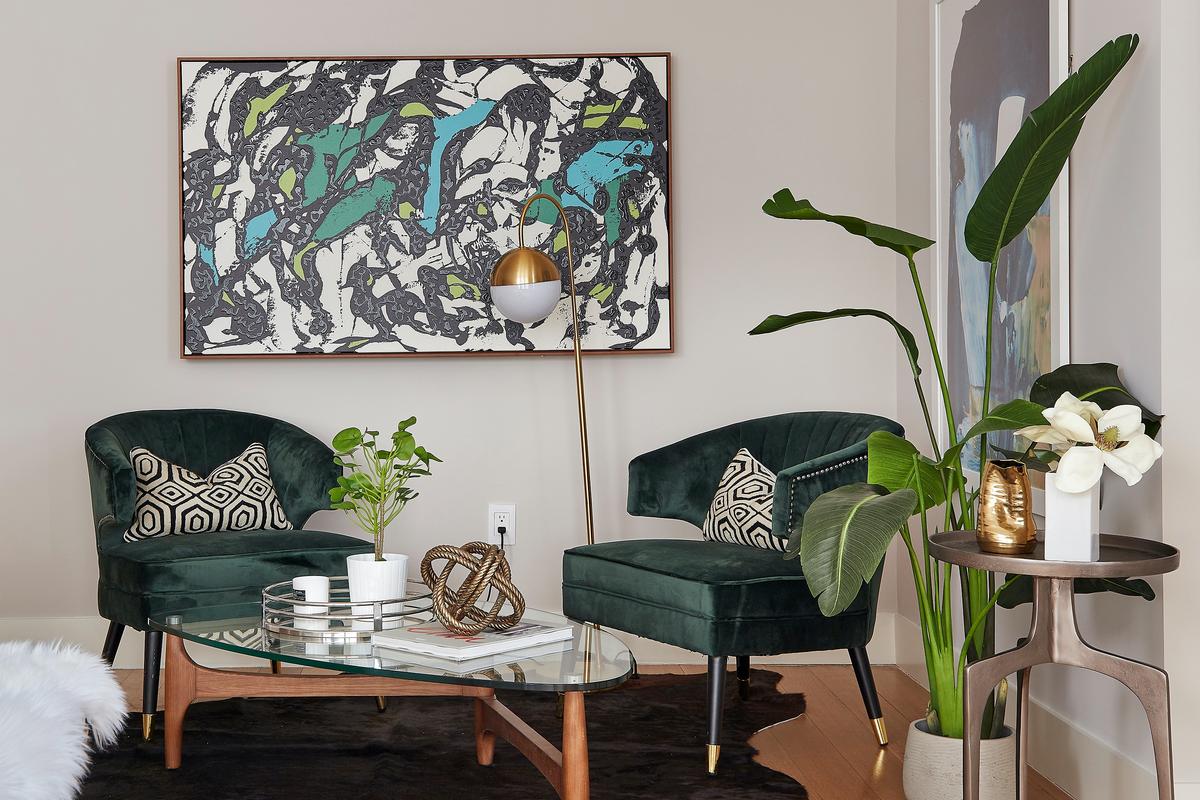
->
[371, 612, 574, 675]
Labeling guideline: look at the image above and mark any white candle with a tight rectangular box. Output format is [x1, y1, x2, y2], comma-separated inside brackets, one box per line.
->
[293, 575, 330, 631]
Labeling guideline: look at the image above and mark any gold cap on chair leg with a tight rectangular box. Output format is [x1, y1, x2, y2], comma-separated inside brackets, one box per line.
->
[375, 696, 388, 713]
[872, 717, 889, 747]
[142, 713, 154, 741]
[706, 744, 721, 774]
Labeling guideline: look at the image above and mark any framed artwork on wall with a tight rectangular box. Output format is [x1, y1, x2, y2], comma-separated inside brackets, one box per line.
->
[178, 54, 671, 358]
[932, 0, 1070, 470]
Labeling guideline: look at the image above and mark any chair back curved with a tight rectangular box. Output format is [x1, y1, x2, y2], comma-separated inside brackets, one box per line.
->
[84, 409, 338, 547]
[627, 411, 903, 533]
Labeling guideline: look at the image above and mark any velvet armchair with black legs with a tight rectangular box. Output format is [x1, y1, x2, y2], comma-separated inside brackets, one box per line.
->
[84, 409, 372, 740]
[562, 411, 903, 774]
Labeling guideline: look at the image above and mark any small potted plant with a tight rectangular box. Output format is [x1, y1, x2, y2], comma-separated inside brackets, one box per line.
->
[329, 417, 440, 623]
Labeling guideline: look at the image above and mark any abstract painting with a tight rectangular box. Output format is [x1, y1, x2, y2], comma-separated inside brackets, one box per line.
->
[935, 1, 1069, 468]
[178, 55, 671, 357]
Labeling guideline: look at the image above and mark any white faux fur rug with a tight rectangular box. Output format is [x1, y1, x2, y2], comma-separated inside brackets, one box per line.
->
[0, 641, 126, 800]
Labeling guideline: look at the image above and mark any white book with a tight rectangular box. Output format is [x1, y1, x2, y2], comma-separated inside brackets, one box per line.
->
[371, 612, 574, 661]
[374, 639, 574, 675]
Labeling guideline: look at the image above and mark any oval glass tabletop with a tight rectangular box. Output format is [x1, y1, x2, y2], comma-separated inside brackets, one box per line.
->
[149, 609, 633, 693]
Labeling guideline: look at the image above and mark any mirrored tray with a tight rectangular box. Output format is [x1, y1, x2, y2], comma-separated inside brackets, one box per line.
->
[262, 577, 433, 644]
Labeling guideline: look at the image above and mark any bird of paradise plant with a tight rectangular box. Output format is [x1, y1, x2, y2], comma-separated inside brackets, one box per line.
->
[751, 34, 1155, 739]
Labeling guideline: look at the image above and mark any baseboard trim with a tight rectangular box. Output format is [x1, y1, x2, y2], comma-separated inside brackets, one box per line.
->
[892, 613, 1156, 800]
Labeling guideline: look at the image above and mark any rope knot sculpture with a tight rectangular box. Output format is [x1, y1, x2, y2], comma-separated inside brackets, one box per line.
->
[420, 542, 525, 635]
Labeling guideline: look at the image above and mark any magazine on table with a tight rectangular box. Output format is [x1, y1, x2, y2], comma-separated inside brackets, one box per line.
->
[371, 611, 575, 661]
[374, 639, 574, 675]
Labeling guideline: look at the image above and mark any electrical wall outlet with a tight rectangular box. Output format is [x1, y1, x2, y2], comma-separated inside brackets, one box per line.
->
[487, 503, 516, 546]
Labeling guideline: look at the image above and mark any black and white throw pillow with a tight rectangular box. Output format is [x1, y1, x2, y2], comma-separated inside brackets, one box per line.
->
[124, 443, 293, 542]
[702, 448, 787, 552]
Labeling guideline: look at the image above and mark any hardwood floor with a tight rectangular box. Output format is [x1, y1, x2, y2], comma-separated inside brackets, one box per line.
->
[113, 664, 1071, 800]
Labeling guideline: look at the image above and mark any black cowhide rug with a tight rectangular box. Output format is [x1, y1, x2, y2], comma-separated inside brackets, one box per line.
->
[81, 668, 807, 799]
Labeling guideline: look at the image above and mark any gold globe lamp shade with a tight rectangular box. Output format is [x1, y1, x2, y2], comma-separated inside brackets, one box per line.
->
[489, 246, 562, 324]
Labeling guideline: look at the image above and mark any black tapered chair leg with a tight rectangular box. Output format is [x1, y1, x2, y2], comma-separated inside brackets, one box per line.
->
[736, 656, 750, 699]
[848, 646, 888, 746]
[100, 622, 124, 666]
[706, 655, 728, 774]
[142, 631, 163, 741]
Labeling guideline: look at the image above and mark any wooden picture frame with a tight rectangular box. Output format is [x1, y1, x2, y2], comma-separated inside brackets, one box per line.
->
[178, 54, 672, 359]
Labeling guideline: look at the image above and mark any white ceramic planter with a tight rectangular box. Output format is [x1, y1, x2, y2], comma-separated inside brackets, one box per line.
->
[1044, 472, 1100, 562]
[346, 553, 408, 630]
[902, 720, 1015, 800]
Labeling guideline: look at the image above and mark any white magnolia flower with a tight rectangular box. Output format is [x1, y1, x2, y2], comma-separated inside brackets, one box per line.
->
[1015, 392, 1104, 449]
[1016, 392, 1163, 493]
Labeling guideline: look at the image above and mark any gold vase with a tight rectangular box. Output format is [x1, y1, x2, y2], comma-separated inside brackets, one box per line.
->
[976, 459, 1037, 555]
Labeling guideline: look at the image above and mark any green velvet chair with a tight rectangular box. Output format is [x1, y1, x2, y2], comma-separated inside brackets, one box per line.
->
[84, 409, 371, 739]
[561, 411, 903, 774]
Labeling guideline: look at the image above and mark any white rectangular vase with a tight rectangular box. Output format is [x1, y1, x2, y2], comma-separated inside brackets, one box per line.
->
[1044, 473, 1100, 562]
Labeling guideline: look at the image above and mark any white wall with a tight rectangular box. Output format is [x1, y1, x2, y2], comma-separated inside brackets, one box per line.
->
[894, 0, 1171, 794]
[1159, 0, 1200, 795]
[0, 1, 902, 666]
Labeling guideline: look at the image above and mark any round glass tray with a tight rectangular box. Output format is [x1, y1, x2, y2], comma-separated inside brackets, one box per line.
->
[262, 577, 432, 644]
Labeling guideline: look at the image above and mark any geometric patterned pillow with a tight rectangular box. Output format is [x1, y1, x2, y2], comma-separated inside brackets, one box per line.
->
[702, 448, 787, 552]
[124, 443, 293, 542]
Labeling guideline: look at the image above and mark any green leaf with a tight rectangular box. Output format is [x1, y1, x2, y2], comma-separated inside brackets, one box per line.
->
[394, 432, 417, 460]
[330, 501, 357, 511]
[395, 416, 417, 432]
[750, 308, 922, 377]
[331, 427, 363, 453]
[866, 431, 946, 510]
[998, 575, 1155, 609]
[794, 484, 917, 616]
[990, 445, 1056, 474]
[1030, 362, 1162, 438]
[965, 35, 1139, 263]
[939, 399, 1048, 467]
[763, 190, 934, 258]
[329, 486, 347, 502]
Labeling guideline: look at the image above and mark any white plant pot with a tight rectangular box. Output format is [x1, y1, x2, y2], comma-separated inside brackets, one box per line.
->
[902, 720, 1015, 800]
[1044, 472, 1100, 562]
[346, 553, 408, 630]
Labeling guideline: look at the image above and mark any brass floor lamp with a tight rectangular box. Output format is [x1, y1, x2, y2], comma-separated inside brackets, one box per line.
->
[488, 193, 596, 547]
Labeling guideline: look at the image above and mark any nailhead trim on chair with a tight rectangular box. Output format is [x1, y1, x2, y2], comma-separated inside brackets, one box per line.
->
[786, 454, 868, 530]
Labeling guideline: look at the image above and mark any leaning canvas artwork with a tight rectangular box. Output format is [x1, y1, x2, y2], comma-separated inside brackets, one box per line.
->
[936, 1, 1067, 468]
[178, 55, 671, 357]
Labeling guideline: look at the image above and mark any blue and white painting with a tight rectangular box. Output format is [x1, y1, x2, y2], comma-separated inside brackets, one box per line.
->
[938, 1, 1057, 468]
[179, 56, 671, 356]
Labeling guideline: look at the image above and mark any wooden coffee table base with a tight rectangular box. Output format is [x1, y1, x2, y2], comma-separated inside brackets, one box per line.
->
[162, 634, 590, 799]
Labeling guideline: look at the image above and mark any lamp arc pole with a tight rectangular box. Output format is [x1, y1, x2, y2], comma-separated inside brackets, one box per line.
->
[499, 193, 596, 546]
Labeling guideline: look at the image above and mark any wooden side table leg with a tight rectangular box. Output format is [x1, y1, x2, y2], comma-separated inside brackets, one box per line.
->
[562, 692, 589, 800]
[163, 635, 197, 770]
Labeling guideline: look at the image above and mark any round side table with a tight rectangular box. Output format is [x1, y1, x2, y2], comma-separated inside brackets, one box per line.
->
[929, 531, 1179, 800]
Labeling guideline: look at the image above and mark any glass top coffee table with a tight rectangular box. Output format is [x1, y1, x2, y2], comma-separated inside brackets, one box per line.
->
[151, 609, 633, 800]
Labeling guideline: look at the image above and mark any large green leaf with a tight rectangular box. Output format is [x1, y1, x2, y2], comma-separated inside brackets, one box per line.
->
[793, 484, 917, 616]
[939, 399, 1048, 467]
[750, 308, 922, 377]
[965, 35, 1139, 263]
[998, 574, 1155, 609]
[866, 430, 947, 510]
[1030, 362, 1163, 438]
[762, 190, 934, 258]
